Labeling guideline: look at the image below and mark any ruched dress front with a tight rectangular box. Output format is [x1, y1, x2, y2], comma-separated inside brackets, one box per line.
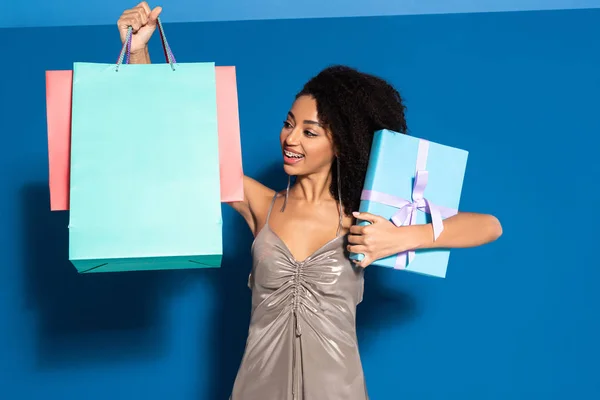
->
[230, 195, 369, 400]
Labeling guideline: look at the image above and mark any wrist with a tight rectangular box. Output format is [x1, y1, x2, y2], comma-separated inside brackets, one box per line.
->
[401, 223, 434, 251]
[129, 47, 150, 64]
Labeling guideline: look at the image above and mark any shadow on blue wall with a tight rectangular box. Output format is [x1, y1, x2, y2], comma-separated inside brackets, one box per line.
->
[21, 183, 169, 367]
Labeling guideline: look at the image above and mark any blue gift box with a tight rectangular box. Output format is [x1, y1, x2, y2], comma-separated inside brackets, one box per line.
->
[350, 129, 468, 278]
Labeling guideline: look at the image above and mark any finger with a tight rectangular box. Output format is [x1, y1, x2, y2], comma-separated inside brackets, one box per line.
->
[117, 13, 131, 28]
[137, 1, 152, 14]
[118, 7, 148, 30]
[352, 211, 383, 224]
[120, 8, 144, 18]
[349, 225, 365, 235]
[148, 6, 162, 24]
[347, 244, 367, 255]
[120, 17, 142, 33]
[347, 234, 365, 245]
[134, 7, 149, 26]
[117, 17, 135, 31]
[351, 257, 369, 269]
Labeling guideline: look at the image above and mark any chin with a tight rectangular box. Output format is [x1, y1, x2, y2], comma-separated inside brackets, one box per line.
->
[282, 163, 301, 176]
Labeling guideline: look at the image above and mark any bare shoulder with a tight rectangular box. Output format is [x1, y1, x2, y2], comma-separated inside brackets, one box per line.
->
[226, 175, 277, 235]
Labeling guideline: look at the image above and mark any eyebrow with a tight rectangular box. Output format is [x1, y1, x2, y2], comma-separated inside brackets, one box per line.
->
[288, 111, 323, 128]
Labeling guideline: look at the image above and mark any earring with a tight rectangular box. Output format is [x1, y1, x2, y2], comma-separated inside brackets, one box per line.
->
[336, 157, 343, 236]
[280, 174, 291, 212]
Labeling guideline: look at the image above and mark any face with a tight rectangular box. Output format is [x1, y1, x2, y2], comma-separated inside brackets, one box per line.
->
[280, 95, 336, 177]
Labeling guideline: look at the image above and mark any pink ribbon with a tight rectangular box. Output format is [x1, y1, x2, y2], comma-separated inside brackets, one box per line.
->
[361, 139, 457, 269]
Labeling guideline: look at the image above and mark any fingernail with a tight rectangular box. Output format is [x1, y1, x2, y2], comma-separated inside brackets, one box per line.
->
[352, 212, 359, 217]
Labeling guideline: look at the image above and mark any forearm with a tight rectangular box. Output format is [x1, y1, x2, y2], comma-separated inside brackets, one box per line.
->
[129, 48, 151, 64]
[409, 212, 502, 250]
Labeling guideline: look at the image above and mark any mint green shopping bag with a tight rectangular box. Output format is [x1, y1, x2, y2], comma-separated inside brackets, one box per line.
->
[68, 19, 222, 273]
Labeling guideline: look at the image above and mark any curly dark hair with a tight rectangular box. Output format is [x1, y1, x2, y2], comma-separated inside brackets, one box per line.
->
[295, 65, 408, 216]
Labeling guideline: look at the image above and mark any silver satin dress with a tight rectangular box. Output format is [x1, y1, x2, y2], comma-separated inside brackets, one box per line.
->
[230, 194, 369, 400]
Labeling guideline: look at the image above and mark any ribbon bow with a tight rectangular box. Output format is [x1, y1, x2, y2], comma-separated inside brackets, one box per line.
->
[389, 168, 445, 268]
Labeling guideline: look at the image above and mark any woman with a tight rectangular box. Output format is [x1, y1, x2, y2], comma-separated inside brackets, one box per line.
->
[117, 3, 503, 399]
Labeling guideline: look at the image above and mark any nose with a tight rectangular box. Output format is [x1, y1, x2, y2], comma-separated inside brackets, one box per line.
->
[284, 126, 302, 146]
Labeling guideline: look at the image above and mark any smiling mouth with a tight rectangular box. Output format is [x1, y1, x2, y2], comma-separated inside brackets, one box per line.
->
[284, 149, 304, 159]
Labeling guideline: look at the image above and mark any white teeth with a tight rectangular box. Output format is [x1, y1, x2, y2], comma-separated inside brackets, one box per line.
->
[284, 150, 304, 158]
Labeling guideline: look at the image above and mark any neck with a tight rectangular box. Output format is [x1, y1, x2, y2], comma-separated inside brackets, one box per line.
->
[290, 169, 333, 203]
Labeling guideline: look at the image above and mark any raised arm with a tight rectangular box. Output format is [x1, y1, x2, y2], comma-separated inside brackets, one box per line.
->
[227, 176, 276, 236]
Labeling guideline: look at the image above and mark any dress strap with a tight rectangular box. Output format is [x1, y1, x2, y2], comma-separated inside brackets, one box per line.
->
[265, 192, 279, 226]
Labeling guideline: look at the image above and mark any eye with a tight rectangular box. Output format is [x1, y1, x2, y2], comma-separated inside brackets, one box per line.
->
[282, 120, 293, 129]
[304, 130, 318, 137]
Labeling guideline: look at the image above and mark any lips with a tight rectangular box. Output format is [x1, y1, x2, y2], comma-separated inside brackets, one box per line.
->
[283, 148, 305, 165]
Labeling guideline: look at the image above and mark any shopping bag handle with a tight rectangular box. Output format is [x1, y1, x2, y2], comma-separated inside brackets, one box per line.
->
[116, 17, 176, 71]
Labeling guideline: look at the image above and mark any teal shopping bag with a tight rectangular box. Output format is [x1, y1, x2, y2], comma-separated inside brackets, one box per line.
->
[68, 19, 222, 273]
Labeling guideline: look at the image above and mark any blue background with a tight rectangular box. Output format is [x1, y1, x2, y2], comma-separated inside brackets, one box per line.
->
[1, 5, 600, 400]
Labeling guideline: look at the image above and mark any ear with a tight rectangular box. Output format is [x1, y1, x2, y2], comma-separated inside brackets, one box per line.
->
[332, 144, 340, 158]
